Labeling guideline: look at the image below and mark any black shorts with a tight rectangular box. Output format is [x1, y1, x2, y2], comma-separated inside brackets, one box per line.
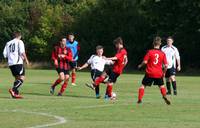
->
[69, 61, 77, 69]
[165, 66, 176, 78]
[142, 75, 164, 86]
[91, 69, 103, 81]
[106, 69, 120, 83]
[56, 68, 69, 75]
[9, 64, 25, 77]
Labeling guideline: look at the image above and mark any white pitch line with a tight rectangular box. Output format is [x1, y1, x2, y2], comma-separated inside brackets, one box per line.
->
[0, 109, 66, 128]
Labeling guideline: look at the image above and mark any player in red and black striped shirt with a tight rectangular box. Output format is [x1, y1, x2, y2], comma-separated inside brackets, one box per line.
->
[137, 36, 171, 105]
[50, 38, 73, 96]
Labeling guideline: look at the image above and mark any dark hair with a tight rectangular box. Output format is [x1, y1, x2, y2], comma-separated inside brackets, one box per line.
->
[153, 36, 162, 46]
[67, 32, 74, 36]
[167, 36, 174, 40]
[113, 37, 123, 45]
[96, 45, 104, 50]
[14, 31, 21, 38]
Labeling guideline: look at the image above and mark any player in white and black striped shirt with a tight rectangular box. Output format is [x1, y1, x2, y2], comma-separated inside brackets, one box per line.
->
[161, 36, 181, 95]
[3, 31, 29, 99]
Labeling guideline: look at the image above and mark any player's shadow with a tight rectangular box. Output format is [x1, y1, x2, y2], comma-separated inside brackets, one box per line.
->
[65, 94, 94, 99]
[23, 92, 51, 96]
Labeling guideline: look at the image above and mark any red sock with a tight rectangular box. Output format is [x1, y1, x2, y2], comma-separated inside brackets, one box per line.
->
[106, 84, 113, 97]
[72, 72, 76, 83]
[59, 81, 68, 94]
[138, 87, 144, 101]
[160, 86, 167, 96]
[52, 79, 62, 88]
[94, 76, 105, 86]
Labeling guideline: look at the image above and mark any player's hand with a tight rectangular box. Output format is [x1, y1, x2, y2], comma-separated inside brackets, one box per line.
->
[26, 60, 30, 65]
[77, 67, 82, 70]
[177, 66, 181, 72]
[138, 64, 142, 69]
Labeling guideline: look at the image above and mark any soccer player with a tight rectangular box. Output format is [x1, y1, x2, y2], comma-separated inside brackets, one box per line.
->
[86, 37, 128, 99]
[3, 31, 29, 99]
[137, 36, 171, 105]
[77, 45, 113, 98]
[66, 33, 80, 86]
[161, 37, 181, 95]
[50, 38, 73, 96]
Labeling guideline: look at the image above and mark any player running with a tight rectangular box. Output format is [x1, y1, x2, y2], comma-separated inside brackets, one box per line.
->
[3, 31, 29, 99]
[77, 45, 113, 98]
[66, 33, 80, 86]
[137, 36, 171, 105]
[86, 37, 128, 99]
[50, 38, 73, 96]
[161, 36, 181, 95]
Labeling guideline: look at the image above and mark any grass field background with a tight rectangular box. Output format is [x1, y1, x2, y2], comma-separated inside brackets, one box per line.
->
[0, 68, 199, 128]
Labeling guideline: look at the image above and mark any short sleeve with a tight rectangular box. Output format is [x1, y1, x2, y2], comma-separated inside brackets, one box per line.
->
[87, 55, 94, 64]
[19, 40, 25, 54]
[175, 47, 180, 60]
[163, 53, 168, 65]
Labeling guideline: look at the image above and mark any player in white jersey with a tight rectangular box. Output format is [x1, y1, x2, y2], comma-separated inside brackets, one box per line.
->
[161, 36, 181, 95]
[3, 32, 29, 99]
[77, 45, 113, 98]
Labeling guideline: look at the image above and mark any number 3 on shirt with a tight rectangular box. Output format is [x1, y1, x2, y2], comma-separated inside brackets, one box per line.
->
[153, 54, 159, 64]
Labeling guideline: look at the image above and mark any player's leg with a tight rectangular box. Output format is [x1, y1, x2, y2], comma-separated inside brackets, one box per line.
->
[58, 70, 69, 96]
[105, 71, 119, 99]
[92, 69, 103, 99]
[137, 75, 152, 104]
[170, 75, 177, 95]
[137, 85, 145, 104]
[71, 61, 77, 86]
[166, 77, 171, 95]
[105, 82, 113, 99]
[155, 78, 171, 105]
[9, 65, 25, 98]
[93, 72, 107, 86]
[165, 69, 172, 95]
[50, 68, 63, 95]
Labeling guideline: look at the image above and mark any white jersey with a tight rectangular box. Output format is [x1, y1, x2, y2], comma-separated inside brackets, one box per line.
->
[87, 55, 113, 72]
[3, 38, 25, 66]
[161, 45, 180, 69]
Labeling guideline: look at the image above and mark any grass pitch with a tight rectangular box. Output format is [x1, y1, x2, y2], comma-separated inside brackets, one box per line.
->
[0, 68, 199, 128]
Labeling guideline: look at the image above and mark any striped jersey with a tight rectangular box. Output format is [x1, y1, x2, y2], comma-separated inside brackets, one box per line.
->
[52, 45, 73, 70]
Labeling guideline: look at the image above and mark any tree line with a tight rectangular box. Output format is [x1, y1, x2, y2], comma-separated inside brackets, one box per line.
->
[0, 0, 200, 71]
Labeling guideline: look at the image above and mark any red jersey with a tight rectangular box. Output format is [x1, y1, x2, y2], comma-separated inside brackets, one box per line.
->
[52, 45, 73, 70]
[143, 49, 167, 78]
[113, 48, 127, 74]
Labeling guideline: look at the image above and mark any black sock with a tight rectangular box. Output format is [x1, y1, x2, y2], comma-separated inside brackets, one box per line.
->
[172, 81, 177, 92]
[12, 79, 23, 94]
[166, 82, 171, 93]
[95, 86, 99, 95]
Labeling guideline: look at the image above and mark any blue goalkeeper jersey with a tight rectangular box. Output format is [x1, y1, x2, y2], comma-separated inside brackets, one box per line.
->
[66, 40, 79, 61]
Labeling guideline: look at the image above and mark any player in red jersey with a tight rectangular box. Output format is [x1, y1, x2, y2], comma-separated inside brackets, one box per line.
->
[86, 37, 128, 99]
[137, 36, 171, 105]
[50, 38, 73, 96]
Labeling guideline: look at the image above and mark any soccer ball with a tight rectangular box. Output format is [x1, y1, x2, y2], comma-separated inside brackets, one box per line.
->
[111, 92, 117, 100]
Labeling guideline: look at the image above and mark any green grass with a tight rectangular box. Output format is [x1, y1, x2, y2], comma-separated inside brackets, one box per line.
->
[0, 68, 199, 128]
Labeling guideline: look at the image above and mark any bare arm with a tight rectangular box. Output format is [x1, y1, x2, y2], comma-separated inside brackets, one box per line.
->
[77, 63, 89, 70]
[106, 56, 118, 61]
[124, 55, 128, 66]
[22, 52, 29, 65]
[138, 61, 147, 69]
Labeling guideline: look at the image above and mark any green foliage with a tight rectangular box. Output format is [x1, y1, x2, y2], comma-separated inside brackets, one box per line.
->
[0, 0, 199, 70]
